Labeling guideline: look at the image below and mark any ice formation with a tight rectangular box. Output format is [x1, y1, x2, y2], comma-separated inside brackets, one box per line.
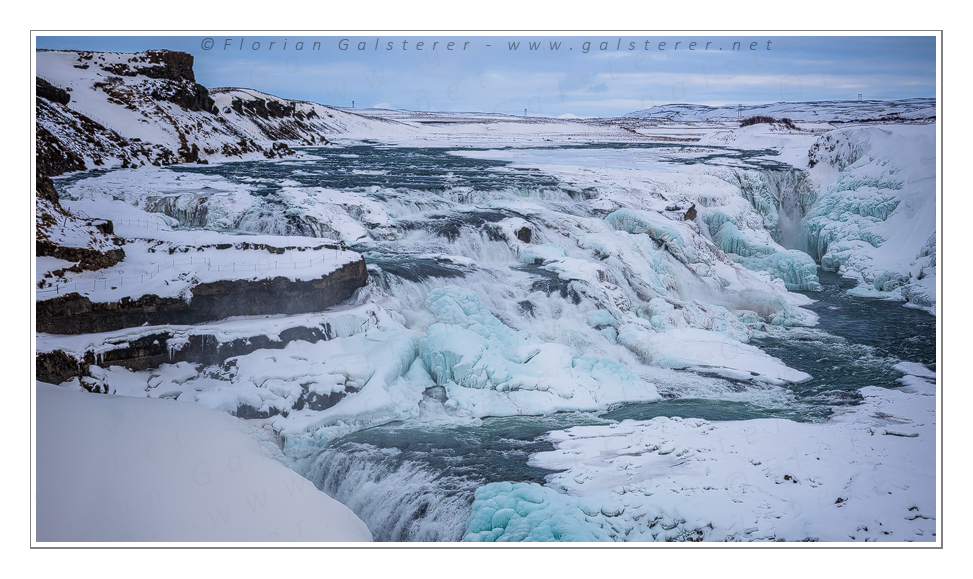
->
[465, 365, 936, 542]
[801, 126, 937, 313]
[35, 79, 937, 543]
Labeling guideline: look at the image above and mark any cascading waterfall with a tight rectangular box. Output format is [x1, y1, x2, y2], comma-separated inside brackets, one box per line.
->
[760, 169, 816, 250]
[301, 442, 475, 542]
[702, 168, 822, 291]
[58, 142, 935, 542]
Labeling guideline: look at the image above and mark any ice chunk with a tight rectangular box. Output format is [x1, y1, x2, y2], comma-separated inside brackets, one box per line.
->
[738, 250, 822, 291]
[617, 326, 810, 385]
[586, 310, 617, 328]
[464, 482, 612, 542]
[419, 287, 660, 416]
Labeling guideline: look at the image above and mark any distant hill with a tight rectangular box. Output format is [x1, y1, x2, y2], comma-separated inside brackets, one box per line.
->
[623, 99, 936, 123]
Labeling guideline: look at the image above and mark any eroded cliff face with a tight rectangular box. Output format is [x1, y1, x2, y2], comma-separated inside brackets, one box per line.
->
[34, 50, 284, 176]
[35, 168, 127, 272]
[37, 323, 342, 386]
[35, 49, 393, 176]
[36, 257, 368, 335]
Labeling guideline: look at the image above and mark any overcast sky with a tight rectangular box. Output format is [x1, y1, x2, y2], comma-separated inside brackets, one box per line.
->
[35, 35, 937, 117]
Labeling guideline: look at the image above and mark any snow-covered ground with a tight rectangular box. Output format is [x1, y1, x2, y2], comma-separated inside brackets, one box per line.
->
[35, 381, 371, 542]
[36, 234, 358, 303]
[466, 365, 936, 542]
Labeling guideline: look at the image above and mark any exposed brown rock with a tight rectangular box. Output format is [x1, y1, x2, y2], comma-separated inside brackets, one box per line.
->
[36, 77, 70, 105]
[684, 203, 697, 221]
[35, 123, 87, 177]
[35, 323, 346, 385]
[36, 350, 82, 385]
[36, 257, 368, 334]
[35, 168, 61, 205]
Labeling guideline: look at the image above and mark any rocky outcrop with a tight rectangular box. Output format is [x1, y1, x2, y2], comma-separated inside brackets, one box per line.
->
[36, 257, 368, 334]
[35, 242, 125, 271]
[35, 49, 382, 169]
[35, 169, 61, 205]
[36, 167, 127, 272]
[231, 96, 296, 119]
[136, 50, 197, 83]
[149, 82, 217, 114]
[131, 51, 218, 113]
[35, 123, 87, 176]
[36, 350, 82, 385]
[99, 50, 199, 84]
[684, 203, 697, 221]
[36, 77, 70, 105]
[36, 323, 345, 385]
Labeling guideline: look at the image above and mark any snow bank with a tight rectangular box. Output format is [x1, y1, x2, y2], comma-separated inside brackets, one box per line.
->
[802, 125, 937, 312]
[37, 237, 360, 303]
[35, 382, 372, 542]
[617, 326, 810, 385]
[465, 365, 937, 542]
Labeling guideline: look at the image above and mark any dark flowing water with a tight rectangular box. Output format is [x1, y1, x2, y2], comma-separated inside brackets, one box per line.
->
[300, 413, 608, 542]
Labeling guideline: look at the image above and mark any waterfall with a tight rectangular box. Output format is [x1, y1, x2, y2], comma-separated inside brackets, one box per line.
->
[301, 442, 475, 542]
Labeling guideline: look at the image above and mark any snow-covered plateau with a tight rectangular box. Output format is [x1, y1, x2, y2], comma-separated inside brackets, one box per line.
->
[34, 49, 937, 543]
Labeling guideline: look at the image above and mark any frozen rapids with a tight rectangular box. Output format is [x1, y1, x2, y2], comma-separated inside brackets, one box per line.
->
[56, 141, 937, 542]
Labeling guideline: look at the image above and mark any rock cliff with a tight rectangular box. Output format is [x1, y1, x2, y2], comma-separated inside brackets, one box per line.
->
[36, 257, 367, 334]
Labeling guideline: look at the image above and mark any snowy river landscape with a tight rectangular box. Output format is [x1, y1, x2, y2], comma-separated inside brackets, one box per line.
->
[34, 48, 938, 543]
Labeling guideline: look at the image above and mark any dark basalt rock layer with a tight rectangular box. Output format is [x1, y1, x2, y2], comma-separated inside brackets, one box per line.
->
[36, 77, 70, 105]
[36, 257, 368, 335]
[37, 323, 345, 385]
